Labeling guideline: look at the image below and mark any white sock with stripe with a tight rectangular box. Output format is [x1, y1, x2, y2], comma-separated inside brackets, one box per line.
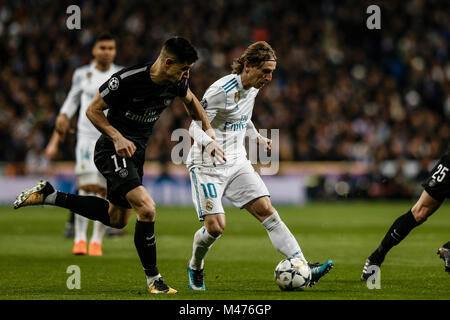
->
[74, 189, 90, 243]
[74, 213, 88, 243]
[261, 211, 306, 262]
[189, 226, 220, 270]
[89, 193, 106, 244]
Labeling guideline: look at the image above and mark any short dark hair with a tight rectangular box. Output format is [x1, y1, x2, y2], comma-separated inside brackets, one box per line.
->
[161, 37, 198, 64]
[95, 33, 115, 44]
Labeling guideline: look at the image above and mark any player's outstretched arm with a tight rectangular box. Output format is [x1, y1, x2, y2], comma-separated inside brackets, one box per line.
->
[180, 88, 214, 137]
[86, 92, 136, 158]
[182, 88, 226, 166]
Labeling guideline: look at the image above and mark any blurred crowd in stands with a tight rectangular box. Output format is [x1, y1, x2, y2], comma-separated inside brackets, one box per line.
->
[0, 0, 449, 199]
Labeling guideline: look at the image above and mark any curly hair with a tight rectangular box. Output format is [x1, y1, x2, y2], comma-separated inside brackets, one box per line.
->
[231, 41, 277, 74]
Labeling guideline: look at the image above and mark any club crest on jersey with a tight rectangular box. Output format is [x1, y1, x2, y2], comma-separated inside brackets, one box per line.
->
[164, 98, 173, 106]
[108, 77, 120, 91]
[234, 91, 240, 103]
[200, 98, 208, 109]
[205, 200, 214, 211]
[119, 168, 128, 178]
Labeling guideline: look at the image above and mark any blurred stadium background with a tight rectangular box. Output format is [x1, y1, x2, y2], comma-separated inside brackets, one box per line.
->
[0, 0, 449, 205]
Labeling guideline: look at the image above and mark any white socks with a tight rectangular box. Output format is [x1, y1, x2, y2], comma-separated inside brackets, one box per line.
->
[90, 220, 106, 244]
[74, 190, 106, 244]
[261, 211, 306, 262]
[189, 211, 305, 271]
[74, 213, 89, 243]
[189, 226, 219, 270]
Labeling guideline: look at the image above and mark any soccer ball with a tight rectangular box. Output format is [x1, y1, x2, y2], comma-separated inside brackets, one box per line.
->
[274, 257, 311, 291]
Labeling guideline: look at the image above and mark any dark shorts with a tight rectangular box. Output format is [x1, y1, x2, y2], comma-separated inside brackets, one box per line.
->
[421, 150, 450, 202]
[94, 136, 144, 208]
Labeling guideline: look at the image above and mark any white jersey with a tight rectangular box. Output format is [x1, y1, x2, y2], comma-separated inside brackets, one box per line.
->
[59, 63, 122, 140]
[186, 74, 259, 168]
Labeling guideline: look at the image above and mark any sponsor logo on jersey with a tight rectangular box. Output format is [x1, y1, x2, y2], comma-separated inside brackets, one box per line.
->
[224, 114, 248, 131]
[108, 77, 120, 90]
[125, 109, 161, 123]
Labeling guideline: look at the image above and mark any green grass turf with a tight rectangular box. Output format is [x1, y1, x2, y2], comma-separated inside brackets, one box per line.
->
[0, 201, 449, 300]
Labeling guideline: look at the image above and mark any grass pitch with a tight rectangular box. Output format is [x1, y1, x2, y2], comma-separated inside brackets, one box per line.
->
[0, 201, 449, 300]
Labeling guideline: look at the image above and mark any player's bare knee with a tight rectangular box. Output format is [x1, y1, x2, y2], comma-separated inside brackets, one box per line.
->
[207, 227, 223, 238]
[411, 205, 432, 223]
[254, 198, 275, 220]
[205, 220, 224, 237]
[131, 197, 156, 222]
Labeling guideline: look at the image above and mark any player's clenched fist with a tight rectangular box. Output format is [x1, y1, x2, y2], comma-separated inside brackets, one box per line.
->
[113, 136, 136, 158]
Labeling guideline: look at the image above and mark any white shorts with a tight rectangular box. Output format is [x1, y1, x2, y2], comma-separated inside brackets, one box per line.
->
[189, 161, 270, 221]
[75, 136, 106, 188]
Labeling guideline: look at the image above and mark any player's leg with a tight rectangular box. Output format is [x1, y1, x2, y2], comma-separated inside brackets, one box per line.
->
[89, 220, 106, 256]
[226, 162, 333, 286]
[187, 167, 225, 290]
[243, 196, 305, 260]
[14, 180, 118, 226]
[79, 178, 108, 256]
[72, 190, 90, 255]
[362, 190, 441, 280]
[243, 196, 333, 286]
[125, 185, 176, 294]
[187, 214, 225, 291]
[361, 150, 450, 281]
[437, 241, 450, 274]
[190, 214, 225, 269]
[63, 210, 75, 238]
[75, 139, 108, 256]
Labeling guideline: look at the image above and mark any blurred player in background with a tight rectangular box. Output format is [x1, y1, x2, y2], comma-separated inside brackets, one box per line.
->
[43, 33, 122, 256]
[361, 151, 450, 279]
[14, 37, 225, 294]
[45, 129, 76, 238]
[185, 41, 333, 291]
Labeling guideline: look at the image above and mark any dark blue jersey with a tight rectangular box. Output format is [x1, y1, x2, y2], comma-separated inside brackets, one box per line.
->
[98, 63, 178, 149]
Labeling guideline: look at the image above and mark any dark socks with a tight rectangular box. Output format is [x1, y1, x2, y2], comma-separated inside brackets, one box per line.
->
[369, 210, 421, 264]
[55, 192, 111, 226]
[134, 220, 159, 277]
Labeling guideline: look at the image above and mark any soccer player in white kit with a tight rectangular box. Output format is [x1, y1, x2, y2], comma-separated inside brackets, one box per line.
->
[186, 41, 334, 290]
[48, 34, 122, 256]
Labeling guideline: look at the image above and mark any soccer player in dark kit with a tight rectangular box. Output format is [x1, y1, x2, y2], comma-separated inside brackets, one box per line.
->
[14, 37, 226, 294]
[361, 150, 450, 280]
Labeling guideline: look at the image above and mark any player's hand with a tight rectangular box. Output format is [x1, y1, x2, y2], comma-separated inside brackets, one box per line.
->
[113, 136, 136, 158]
[176, 78, 189, 97]
[205, 140, 226, 167]
[44, 142, 58, 160]
[257, 135, 272, 151]
[54, 114, 71, 141]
